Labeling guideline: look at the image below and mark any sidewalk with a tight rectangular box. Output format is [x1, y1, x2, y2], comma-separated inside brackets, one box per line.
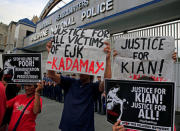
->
[36, 96, 180, 131]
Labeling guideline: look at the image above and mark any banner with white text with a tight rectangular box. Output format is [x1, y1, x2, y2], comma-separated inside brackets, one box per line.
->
[46, 28, 109, 76]
[113, 37, 174, 81]
[105, 79, 175, 131]
[2, 54, 41, 83]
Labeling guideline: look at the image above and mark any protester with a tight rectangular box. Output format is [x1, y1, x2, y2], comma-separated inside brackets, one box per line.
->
[6, 83, 43, 131]
[0, 69, 7, 130]
[1, 84, 21, 128]
[111, 49, 177, 131]
[46, 40, 112, 131]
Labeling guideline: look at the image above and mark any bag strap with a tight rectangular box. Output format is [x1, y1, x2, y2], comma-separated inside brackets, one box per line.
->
[13, 97, 34, 131]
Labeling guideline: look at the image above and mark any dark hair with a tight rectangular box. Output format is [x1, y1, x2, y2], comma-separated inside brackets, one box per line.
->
[137, 76, 154, 81]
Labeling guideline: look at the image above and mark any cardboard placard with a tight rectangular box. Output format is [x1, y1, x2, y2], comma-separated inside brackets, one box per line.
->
[46, 28, 109, 76]
[113, 37, 175, 81]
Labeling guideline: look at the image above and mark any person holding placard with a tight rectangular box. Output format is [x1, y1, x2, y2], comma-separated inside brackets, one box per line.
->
[46, 40, 112, 131]
[6, 83, 43, 131]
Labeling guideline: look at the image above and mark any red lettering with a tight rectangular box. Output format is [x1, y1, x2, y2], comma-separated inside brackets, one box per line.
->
[71, 58, 79, 71]
[66, 57, 72, 71]
[129, 74, 167, 81]
[51, 57, 58, 70]
[88, 61, 95, 74]
[58, 57, 65, 71]
[95, 62, 104, 74]
[80, 59, 89, 72]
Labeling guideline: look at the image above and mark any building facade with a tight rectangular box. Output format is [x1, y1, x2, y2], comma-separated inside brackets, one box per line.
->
[3, 0, 180, 111]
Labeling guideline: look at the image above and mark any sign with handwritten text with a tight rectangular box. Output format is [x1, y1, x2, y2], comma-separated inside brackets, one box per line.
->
[113, 37, 175, 81]
[46, 28, 109, 76]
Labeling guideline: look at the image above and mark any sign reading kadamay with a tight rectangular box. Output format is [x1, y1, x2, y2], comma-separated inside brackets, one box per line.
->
[46, 28, 109, 76]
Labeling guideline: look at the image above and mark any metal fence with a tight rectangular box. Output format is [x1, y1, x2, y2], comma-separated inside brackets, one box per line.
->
[112, 20, 180, 111]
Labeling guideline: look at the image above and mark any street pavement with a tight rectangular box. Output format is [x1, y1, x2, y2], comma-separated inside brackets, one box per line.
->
[36, 96, 180, 131]
[36, 97, 112, 131]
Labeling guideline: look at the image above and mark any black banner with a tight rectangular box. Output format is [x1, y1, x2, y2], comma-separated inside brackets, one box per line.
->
[105, 79, 175, 131]
[2, 54, 41, 83]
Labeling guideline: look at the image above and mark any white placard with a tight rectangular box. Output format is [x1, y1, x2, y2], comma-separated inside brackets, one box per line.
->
[113, 36, 175, 81]
[46, 28, 109, 76]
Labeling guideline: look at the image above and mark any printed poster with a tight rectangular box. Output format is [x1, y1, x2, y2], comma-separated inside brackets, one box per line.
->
[105, 79, 175, 131]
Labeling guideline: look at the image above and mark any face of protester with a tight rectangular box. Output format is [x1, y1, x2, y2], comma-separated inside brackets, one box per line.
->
[79, 74, 90, 83]
[25, 85, 36, 96]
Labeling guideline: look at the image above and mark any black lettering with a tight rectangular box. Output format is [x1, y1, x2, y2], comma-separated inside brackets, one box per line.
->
[70, 45, 77, 57]
[65, 45, 71, 57]
[121, 62, 129, 73]
[92, 29, 97, 37]
[69, 28, 74, 36]
[68, 35, 76, 43]
[97, 30, 103, 37]
[134, 38, 140, 49]
[84, 37, 90, 45]
[152, 38, 158, 50]
[121, 39, 129, 49]
[77, 46, 84, 58]
[62, 28, 68, 35]
[137, 62, 145, 74]
[128, 39, 134, 49]
[104, 30, 109, 38]
[148, 61, 157, 74]
[75, 36, 83, 45]
[141, 38, 147, 50]
[59, 35, 64, 44]
[159, 38, 165, 50]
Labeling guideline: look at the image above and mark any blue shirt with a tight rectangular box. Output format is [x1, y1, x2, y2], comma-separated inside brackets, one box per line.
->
[59, 76, 100, 131]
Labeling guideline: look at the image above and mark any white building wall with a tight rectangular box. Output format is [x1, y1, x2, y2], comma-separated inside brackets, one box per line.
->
[15, 24, 35, 48]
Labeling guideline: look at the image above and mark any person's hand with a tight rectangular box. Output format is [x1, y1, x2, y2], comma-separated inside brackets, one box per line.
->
[46, 39, 53, 53]
[104, 41, 118, 60]
[104, 41, 111, 59]
[172, 52, 177, 62]
[35, 82, 43, 93]
[112, 120, 125, 131]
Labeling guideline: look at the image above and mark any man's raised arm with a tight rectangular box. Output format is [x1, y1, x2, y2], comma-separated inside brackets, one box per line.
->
[99, 41, 112, 92]
[46, 40, 61, 84]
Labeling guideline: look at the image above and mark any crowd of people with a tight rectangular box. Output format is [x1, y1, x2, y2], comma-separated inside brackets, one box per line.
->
[0, 68, 43, 131]
[0, 39, 177, 131]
